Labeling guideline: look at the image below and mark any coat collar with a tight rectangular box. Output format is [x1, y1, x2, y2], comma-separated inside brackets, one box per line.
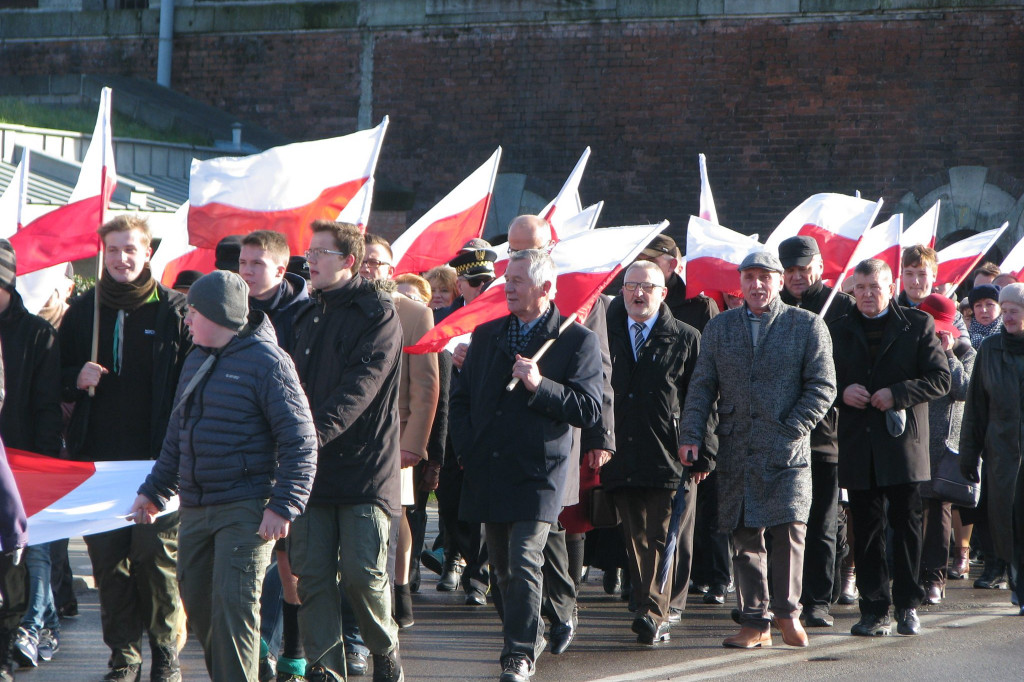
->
[496, 303, 560, 358]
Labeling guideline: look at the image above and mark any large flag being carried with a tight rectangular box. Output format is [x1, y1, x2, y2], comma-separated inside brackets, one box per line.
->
[150, 202, 218, 287]
[406, 222, 669, 354]
[901, 201, 939, 249]
[684, 215, 759, 307]
[8, 448, 177, 547]
[936, 224, 1008, 290]
[9, 87, 117, 275]
[765, 193, 882, 284]
[850, 213, 903, 276]
[392, 148, 501, 276]
[698, 153, 719, 225]
[541, 148, 590, 239]
[188, 117, 389, 254]
[1000, 232, 1024, 281]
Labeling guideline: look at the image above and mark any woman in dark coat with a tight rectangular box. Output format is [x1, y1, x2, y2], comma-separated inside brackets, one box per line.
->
[960, 283, 1024, 615]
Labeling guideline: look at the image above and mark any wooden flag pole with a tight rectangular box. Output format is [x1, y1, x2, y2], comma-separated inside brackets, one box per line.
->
[88, 243, 103, 397]
[505, 313, 577, 392]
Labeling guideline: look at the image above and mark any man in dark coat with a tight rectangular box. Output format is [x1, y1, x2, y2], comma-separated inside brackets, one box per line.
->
[285, 221, 404, 682]
[451, 249, 602, 682]
[829, 258, 951, 637]
[636, 234, 719, 332]
[778, 236, 856, 628]
[59, 216, 190, 682]
[603, 260, 704, 646]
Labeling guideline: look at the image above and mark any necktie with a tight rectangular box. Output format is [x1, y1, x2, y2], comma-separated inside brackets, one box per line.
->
[632, 321, 645, 359]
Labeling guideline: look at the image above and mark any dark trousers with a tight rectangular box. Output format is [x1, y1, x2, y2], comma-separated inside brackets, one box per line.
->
[691, 470, 732, 589]
[0, 554, 27, 631]
[611, 487, 675, 624]
[85, 511, 182, 667]
[485, 521, 550, 665]
[407, 461, 432, 588]
[540, 524, 576, 626]
[848, 482, 925, 615]
[801, 459, 839, 617]
[920, 497, 952, 585]
[436, 464, 488, 592]
[49, 539, 76, 613]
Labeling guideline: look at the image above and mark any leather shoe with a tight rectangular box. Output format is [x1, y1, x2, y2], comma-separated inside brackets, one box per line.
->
[851, 613, 891, 636]
[703, 584, 728, 605]
[631, 615, 670, 645]
[772, 617, 808, 647]
[922, 582, 944, 605]
[465, 587, 487, 606]
[499, 654, 534, 682]
[802, 612, 834, 628]
[688, 581, 710, 595]
[602, 569, 621, 595]
[895, 607, 920, 636]
[631, 614, 656, 640]
[722, 626, 771, 649]
[437, 559, 464, 592]
[549, 619, 576, 655]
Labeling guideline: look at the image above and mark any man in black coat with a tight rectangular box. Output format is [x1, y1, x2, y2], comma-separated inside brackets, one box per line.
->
[602, 260, 705, 645]
[778, 236, 856, 628]
[829, 259, 951, 638]
[285, 221, 404, 682]
[451, 249, 602, 682]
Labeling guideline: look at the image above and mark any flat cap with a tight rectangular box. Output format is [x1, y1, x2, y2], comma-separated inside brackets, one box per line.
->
[778, 235, 820, 268]
[737, 249, 784, 274]
[640, 234, 676, 259]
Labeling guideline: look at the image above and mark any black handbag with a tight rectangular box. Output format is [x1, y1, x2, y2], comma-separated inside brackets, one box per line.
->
[587, 486, 620, 529]
[926, 447, 981, 508]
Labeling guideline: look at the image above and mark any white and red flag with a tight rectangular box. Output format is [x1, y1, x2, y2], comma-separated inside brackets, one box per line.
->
[150, 202, 217, 287]
[901, 201, 939, 249]
[540, 148, 590, 238]
[336, 177, 375, 232]
[936, 224, 1008, 290]
[9, 88, 117, 276]
[684, 216, 760, 304]
[188, 117, 389, 254]
[764, 193, 882, 285]
[8, 448, 177, 547]
[851, 213, 903, 275]
[406, 222, 669, 354]
[0, 151, 30, 234]
[391, 148, 501, 276]
[698, 153, 719, 225]
[1000, 233, 1024, 281]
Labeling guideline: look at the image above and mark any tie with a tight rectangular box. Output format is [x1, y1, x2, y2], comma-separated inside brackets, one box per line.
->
[632, 321, 645, 359]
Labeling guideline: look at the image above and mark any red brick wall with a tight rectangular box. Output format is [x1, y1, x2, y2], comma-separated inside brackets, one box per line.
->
[3, 10, 1022, 237]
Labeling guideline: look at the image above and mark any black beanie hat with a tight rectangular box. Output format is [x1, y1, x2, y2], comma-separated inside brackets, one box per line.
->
[187, 271, 249, 331]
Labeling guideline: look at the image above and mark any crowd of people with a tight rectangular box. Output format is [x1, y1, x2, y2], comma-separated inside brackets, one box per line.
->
[0, 212, 1022, 682]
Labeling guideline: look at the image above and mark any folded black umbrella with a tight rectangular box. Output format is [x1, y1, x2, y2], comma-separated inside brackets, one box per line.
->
[656, 479, 690, 593]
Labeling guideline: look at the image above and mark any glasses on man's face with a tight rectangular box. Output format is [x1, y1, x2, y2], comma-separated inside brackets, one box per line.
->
[622, 282, 662, 293]
[362, 257, 392, 270]
[304, 247, 346, 262]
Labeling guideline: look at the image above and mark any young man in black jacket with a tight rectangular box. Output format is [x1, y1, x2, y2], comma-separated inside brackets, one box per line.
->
[286, 221, 404, 682]
[59, 216, 190, 682]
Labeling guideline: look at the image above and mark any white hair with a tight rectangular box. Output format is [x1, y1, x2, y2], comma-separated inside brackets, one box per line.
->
[509, 249, 557, 295]
[624, 260, 665, 286]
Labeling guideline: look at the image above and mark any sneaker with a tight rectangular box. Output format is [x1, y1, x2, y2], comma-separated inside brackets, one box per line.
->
[102, 664, 142, 682]
[851, 613, 891, 636]
[499, 654, 534, 682]
[12, 627, 39, 668]
[37, 628, 59, 662]
[372, 647, 404, 682]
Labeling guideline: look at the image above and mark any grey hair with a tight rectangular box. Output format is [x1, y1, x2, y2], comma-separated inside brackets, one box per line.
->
[854, 258, 892, 280]
[624, 260, 665, 286]
[509, 249, 558, 294]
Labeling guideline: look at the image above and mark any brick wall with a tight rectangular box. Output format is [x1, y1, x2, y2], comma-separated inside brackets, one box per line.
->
[1, 8, 1022, 239]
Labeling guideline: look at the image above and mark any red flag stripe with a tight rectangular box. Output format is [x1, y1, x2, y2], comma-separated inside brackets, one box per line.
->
[394, 195, 490, 276]
[7, 449, 96, 518]
[9, 196, 105, 275]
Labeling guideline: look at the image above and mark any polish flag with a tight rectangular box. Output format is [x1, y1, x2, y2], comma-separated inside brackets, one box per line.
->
[698, 153, 719, 225]
[8, 448, 177, 547]
[999, 233, 1024, 280]
[149, 202, 210, 287]
[851, 213, 903, 275]
[684, 216, 760, 308]
[392, 148, 501, 276]
[901, 201, 939, 249]
[936, 224, 1008, 290]
[540, 148, 590, 238]
[9, 87, 117, 275]
[0, 150, 30, 234]
[764, 194, 882, 284]
[188, 117, 389, 254]
[337, 177, 375, 232]
[491, 202, 604, 281]
[406, 222, 669, 354]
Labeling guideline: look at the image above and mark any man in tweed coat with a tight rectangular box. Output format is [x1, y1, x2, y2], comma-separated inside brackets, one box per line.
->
[680, 250, 836, 650]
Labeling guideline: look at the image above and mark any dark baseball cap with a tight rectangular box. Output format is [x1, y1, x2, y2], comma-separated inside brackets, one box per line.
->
[640, 234, 676, 259]
[778, 235, 820, 268]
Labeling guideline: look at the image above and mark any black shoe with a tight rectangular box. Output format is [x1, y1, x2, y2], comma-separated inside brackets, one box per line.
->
[802, 612, 834, 628]
[437, 560, 464, 592]
[895, 608, 920, 635]
[632, 616, 670, 646]
[499, 654, 534, 682]
[346, 651, 368, 676]
[602, 568, 621, 595]
[57, 601, 79, 618]
[549, 618, 576, 655]
[393, 583, 414, 629]
[102, 664, 142, 682]
[150, 644, 182, 682]
[851, 613, 891, 637]
[372, 648, 404, 682]
[465, 582, 488, 606]
[307, 664, 344, 682]
[688, 581, 710, 595]
[730, 608, 742, 625]
[974, 562, 1009, 589]
[258, 654, 277, 682]
[703, 584, 728, 605]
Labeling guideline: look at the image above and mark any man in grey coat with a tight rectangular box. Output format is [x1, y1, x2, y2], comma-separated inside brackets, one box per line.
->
[680, 250, 836, 650]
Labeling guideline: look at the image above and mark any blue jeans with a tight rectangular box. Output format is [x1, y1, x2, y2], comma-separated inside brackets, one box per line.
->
[21, 543, 59, 636]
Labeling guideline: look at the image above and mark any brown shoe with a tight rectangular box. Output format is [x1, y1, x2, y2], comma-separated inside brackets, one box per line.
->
[773, 617, 809, 647]
[949, 547, 970, 580]
[723, 626, 772, 649]
[922, 582, 944, 605]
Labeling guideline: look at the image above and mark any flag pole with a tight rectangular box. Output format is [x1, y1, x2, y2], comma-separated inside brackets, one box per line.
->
[505, 313, 577, 392]
[88, 92, 111, 397]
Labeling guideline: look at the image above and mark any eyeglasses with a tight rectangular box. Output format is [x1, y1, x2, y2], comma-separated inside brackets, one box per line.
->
[362, 257, 392, 269]
[622, 282, 663, 293]
[304, 248, 347, 261]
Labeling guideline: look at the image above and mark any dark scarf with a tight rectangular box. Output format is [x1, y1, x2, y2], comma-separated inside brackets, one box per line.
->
[969, 317, 1002, 349]
[1001, 327, 1024, 356]
[98, 266, 158, 312]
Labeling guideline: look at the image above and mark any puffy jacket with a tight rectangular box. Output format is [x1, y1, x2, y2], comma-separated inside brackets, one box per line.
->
[139, 312, 317, 521]
[287, 275, 403, 514]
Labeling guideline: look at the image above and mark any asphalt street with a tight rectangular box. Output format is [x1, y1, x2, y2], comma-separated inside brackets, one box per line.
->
[12, 521, 1023, 681]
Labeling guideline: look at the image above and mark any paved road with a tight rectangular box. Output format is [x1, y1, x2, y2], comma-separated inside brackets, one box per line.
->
[14, 534, 1023, 681]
